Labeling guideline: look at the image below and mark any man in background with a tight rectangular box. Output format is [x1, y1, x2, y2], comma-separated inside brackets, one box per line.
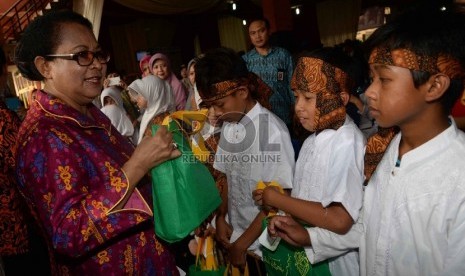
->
[242, 17, 295, 132]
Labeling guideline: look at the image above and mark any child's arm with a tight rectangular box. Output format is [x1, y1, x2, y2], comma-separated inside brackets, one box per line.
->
[215, 181, 232, 248]
[228, 210, 267, 267]
[263, 188, 353, 235]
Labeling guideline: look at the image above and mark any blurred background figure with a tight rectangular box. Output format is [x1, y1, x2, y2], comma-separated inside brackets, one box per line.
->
[139, 54, 152, 78]
[0, 45, 50, 276]
[100, 86, 135, 142]
[128, 74, 175, 144]
[149, 53, 187, 110]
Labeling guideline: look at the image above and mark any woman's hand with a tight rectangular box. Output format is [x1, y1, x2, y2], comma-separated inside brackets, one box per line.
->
[123, 126, 180, 187]
[134, 126, 180, 170]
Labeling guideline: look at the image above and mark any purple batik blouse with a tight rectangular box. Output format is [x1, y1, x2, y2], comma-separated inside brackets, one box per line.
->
[16, 90, 178, 275]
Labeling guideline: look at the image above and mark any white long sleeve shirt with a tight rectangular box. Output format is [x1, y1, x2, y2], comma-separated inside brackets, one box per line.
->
[306, 123, 465, 275]
[214, 102, 295, 252]
[297, 116, 365, 276]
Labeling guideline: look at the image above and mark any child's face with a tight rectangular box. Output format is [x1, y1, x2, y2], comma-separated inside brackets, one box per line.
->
[136, 95, 148, 109]
[366, 64, 424, 128]
[294, 90, 317, 132]
[152, 59, 169, 80]
[188, 64, 196, 86]
[141, 61, 150, 77]
[206, 89, 247, 123]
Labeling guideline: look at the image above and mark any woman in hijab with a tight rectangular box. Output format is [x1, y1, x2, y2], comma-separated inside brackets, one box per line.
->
[149, 53, 187, 110]
[100, 86, 135, 139]
[139, 55, 152, 78]
[128, 75, 175, 144]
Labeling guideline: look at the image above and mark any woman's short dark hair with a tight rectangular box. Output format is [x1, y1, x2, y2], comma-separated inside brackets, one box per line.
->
[14, 10, 93, 81]
[194, 47, 249, 100]
[364, 8, 465, 113]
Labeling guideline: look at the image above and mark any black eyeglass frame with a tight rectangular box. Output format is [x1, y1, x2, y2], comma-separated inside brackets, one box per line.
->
[45, 50, 110, 66]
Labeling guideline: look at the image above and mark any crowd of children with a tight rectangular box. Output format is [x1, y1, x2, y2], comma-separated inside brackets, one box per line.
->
[3, 3, 465, 275]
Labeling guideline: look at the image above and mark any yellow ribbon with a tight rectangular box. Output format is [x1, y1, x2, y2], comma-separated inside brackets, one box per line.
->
[161, 109, 211, 162]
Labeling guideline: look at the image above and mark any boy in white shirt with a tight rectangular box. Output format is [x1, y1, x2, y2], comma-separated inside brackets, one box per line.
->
[254, 47, 365, 276]
[267, 7, 465, 276]
[194, 47, 295, 268]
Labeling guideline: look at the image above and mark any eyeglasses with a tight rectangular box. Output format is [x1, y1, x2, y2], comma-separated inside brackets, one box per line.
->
[46, 50, 110, 66]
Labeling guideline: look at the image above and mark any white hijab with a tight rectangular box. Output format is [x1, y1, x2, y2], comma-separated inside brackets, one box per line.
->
[100, 87, 134, 137]
[129, 75, 175, 144]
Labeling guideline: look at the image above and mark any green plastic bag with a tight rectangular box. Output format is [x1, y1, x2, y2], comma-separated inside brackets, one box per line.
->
[261, 218, 332, 276]
[150, 121, 221, 243]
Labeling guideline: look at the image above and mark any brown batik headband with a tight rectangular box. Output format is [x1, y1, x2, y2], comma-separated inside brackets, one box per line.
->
[201, 73, 273, 110]
[369, 47, 465, 79]
[291, 57, 351, 132]
[202, 80, 242, 103]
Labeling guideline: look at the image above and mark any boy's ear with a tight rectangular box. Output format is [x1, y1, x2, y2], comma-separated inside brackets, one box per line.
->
[425, 73, 450, 102]
[34, 56, 52, 79]
[238, 86, 249, 100]
[339, 91, 350, 106]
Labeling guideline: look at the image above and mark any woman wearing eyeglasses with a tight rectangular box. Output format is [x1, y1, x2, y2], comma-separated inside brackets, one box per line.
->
[14, 10, 181, 275]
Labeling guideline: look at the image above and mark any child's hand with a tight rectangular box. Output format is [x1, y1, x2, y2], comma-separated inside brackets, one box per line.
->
[262, 186, 283, 207]
[194, 213, 215, 237]
[228, 241, 247, 268]
[103, 78, 110, 88]
[118, 79, 128, 90]
[268, 215, 311, 247]
[215, 215, 232, 248]
[252, 188, 264, 206]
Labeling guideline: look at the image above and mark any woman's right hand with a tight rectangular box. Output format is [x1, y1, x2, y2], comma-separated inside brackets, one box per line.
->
[123, 126, 180, 187]
[133, 126, 180, 170]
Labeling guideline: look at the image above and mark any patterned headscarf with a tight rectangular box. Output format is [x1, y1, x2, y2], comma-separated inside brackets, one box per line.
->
[364, 47, 465, 183]
[199, 72, 273, 110]
[291, 57, 351, 133]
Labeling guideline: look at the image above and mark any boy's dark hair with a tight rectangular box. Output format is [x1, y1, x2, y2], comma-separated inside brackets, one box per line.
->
[364, 8, 465, 113]
[195, 47, 249, 100]
[14, 10, 93, 81]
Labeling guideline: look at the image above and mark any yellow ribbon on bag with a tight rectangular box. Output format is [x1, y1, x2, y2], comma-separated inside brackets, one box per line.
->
[161, 109, 211, 162]
[195, 235, 219, 271]
[255, 180, 284, 217]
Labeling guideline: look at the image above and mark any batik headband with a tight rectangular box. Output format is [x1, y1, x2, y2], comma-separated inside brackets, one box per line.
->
[369, 47, 465, 80]
[200, 73, 273, 110]
[291, 57, 349, 132]
[364, 47, 465, 184]
[201, 80, 241, 103]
